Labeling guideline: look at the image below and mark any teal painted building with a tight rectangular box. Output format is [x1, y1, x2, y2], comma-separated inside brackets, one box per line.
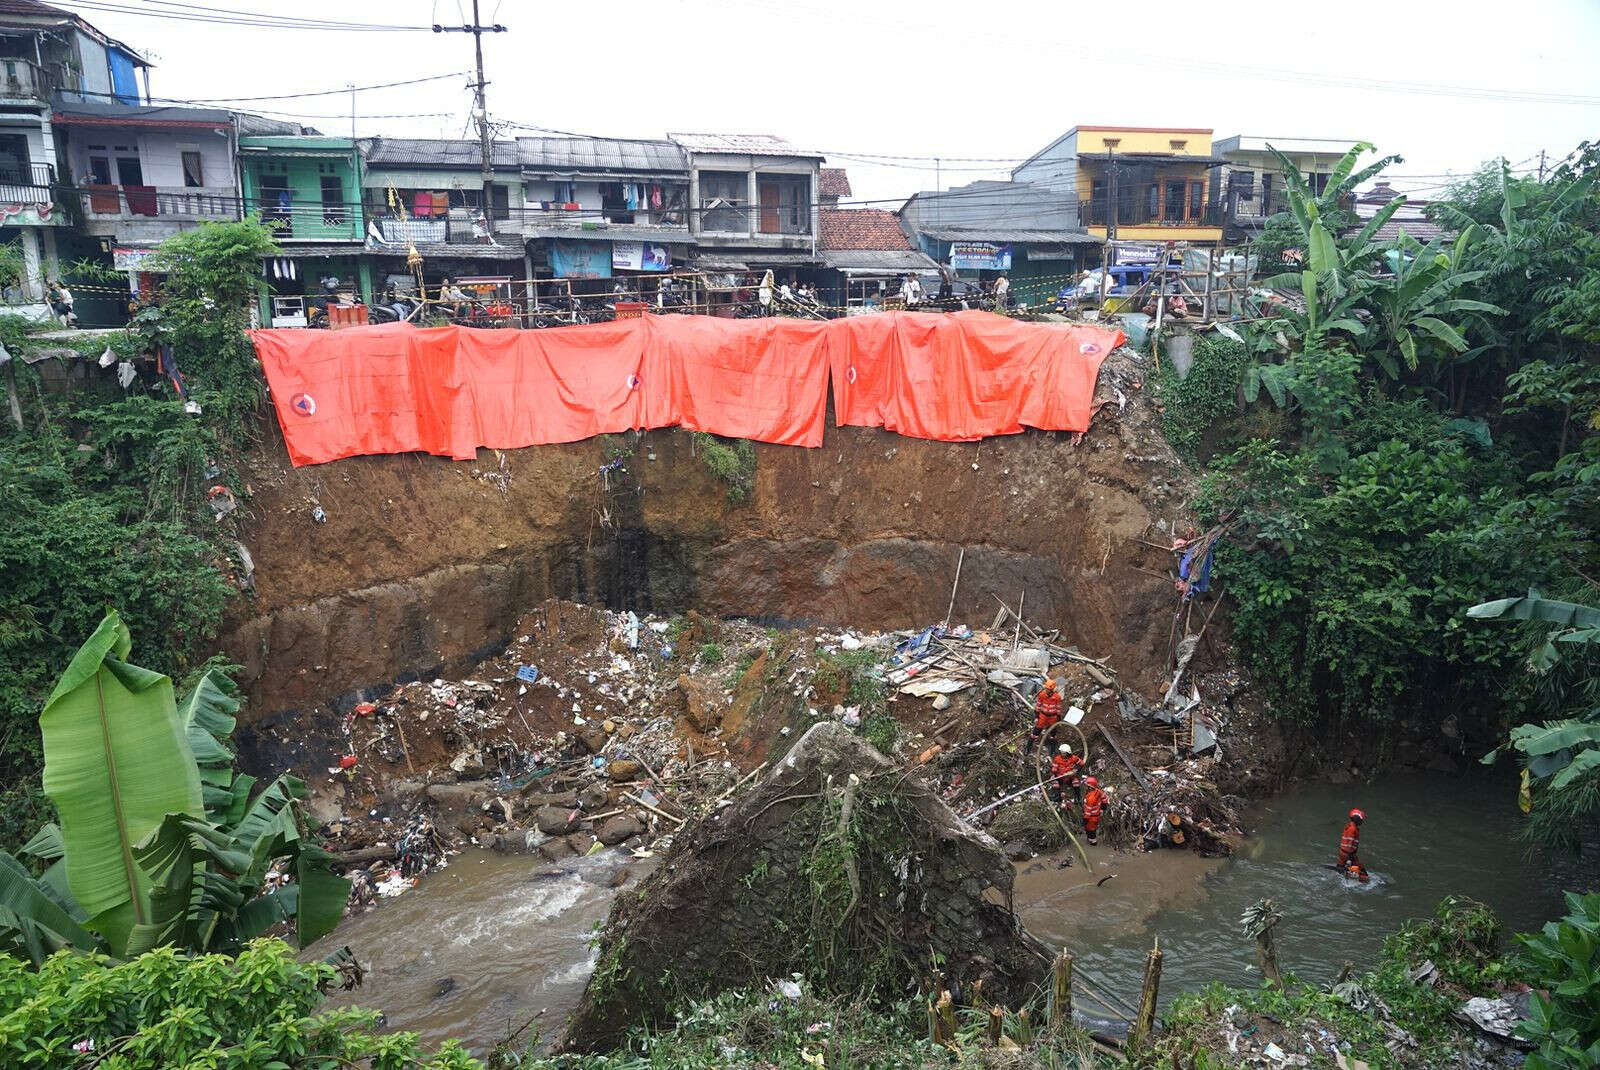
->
[239, 135, 372, 322]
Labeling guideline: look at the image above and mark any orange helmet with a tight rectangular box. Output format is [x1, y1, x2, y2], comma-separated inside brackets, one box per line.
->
[1084, 776, 1099, 788]
[1349, 808, 1365, 822]
[1043, 679, 1058, 691]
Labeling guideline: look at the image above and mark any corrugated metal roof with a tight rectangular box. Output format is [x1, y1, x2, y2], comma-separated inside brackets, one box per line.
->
[822, 249, 939, 272]
[669, 132, 822, 158]
[517, 137, 685, 173]
[362, 137, 520, 169]
[52, 100, 231, 126]
[917, 226, 1103, 245]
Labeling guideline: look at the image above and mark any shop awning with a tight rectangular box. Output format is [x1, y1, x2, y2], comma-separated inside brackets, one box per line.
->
[524, 224, 695, 245]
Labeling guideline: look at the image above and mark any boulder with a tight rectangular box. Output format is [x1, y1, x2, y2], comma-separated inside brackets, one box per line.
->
[538, 836, 576, 862]
[536, 805, 582, 836]
[579, 784, 611, 810]
[596, 814, 645, 845]
[607, 759, 644, 782]
[576, 727, 609, 754]
[677, 674, 725, 733]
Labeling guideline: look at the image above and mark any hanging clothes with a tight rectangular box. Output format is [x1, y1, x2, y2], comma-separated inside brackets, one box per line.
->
[650, 184, 662, 209]
[157, 344, 187, 399]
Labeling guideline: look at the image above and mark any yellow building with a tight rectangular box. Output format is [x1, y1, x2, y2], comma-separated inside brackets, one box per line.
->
[1011, 125, 1224, 245]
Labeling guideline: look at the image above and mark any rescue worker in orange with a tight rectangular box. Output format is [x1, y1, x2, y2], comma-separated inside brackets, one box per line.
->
[1082, 777, 1108, 845]
[1049, 743, 1084, 807]
[1028, 679, 1062, 753]
[1337, 808, 1368, 882]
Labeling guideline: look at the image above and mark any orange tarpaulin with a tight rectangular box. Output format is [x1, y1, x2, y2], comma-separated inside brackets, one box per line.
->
[251, 311, 1123, 467]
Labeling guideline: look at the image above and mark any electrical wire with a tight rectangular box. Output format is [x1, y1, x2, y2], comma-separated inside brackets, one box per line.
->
[57, 0, 433, 31]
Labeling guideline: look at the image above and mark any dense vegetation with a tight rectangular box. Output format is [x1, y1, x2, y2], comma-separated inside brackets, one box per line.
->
[1166, 143, 1599, 787]
[0, 219, 276, 851]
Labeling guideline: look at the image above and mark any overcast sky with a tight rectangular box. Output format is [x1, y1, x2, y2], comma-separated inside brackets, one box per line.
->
[63, 0, 1600, 207]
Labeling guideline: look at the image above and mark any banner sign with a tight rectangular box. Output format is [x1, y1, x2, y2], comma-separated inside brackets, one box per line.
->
[949, 241, 1012, 271]
[113, 246, 162, 271]
[612, 241, 670, 272]
[548, 239, 612, 278]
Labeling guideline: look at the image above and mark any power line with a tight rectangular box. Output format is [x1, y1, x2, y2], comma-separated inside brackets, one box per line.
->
[57, 0, 433, 31]
[181, 71, 470, 103]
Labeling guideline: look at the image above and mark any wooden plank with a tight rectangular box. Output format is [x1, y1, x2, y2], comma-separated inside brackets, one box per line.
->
[1096, 723, 1151, 791]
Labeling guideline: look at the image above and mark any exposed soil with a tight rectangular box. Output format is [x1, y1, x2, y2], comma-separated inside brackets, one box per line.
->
[221, 346, 1199, 720]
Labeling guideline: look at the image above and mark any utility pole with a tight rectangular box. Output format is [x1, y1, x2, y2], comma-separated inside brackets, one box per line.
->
[1106, 142, 1118, 269]
[1537, 149, 1547, 182]
[435, 1, 507, 235]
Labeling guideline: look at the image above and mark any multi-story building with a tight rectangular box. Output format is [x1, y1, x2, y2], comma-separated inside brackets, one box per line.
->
[672, 132, 823, 278]
[1012, 125, 1226, 248]
[0, 0, 152, 304]
[1212, 135, 1365, 241]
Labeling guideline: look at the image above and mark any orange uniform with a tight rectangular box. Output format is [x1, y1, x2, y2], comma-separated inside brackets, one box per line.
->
[1083, 786, 1108, 843]
[1050, 752, 1083, 783]
[1034, 687, 1062, 732]
[1337, 820, 1361, 869]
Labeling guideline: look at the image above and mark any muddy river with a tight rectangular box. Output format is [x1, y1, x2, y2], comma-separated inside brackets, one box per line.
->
[315, 772, 1599, 1054]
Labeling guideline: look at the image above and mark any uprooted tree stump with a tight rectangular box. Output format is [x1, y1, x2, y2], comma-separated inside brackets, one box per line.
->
[561, 721, 1050, 1051]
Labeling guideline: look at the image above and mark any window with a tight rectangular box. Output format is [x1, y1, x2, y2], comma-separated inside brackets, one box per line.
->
[1261, 173, 1274, 213]
[491, 183, 510, 220]
[87, 154, 112, 185]
[321, 175, 344, 225]
[180, 150, 203, 188]
[1169, 139, 1188, 152]
[1309, 172, 1330, 196]
[115, 155, 143, 187]
[1164, 180, 1186, 222]
[1190, 181, 1205, 220]
[699, 170, 747, 232]
[1146, 183, 1160, 219]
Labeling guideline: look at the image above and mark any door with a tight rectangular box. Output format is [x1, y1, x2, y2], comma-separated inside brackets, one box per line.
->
[758, 179, 779, 234]
[259, 173, 292, 237]
[1164, 180, 1186, 222]
[115, 155, 143, 186]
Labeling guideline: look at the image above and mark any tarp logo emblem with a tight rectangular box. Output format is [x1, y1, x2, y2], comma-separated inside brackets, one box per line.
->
[1078, 342, 1100, 355]
[846, 366, 857, 384]
[290, 392, 317, 416]
[626, 373, 641, 390]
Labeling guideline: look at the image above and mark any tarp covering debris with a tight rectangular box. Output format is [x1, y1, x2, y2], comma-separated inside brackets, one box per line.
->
[251, 312, 1124, 466]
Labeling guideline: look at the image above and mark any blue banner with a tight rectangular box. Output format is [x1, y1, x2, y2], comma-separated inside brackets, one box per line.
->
[549, 239, 612, 278]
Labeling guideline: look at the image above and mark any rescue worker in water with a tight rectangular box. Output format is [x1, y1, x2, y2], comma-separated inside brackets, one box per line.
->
[1027, 679, 1062, 753]
[1082, 777, 1108, 845]
[1338, 808, 1369, 882]
[1049, 743, 1084, 807]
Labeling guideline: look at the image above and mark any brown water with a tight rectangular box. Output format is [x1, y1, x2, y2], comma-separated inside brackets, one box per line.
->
[314, 772, 1599, 1053]
[309, 850, 647, 1055]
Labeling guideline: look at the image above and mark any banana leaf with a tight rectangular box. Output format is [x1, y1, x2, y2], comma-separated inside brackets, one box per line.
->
[1508, 720, 1600, 757]
[179, 669, 240, 815]
[125, 813, 252, 956]
[38, 611, 205, 954]
[0, 851, 102, 965]
[1468, 595, 1600, 631]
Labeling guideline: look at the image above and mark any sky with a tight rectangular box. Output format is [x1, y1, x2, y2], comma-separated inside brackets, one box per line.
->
[58, 0, 1600, 207]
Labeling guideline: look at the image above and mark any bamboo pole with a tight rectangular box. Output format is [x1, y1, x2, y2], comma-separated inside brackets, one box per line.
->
[987, 1006, 1004, 1045]
[943, 546, 965, 628]
[1051, 950, 1074, 1032]
[936, 990, 957, 1046]
[1131, 938, 1163, 1050]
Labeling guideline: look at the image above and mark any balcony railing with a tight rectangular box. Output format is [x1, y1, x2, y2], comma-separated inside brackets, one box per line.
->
[0, 58, 73, 101]
[80, 185, 237, 221]
[1082, 200, 1225, 228]
[1226, 186, 1281, 221]
[0, 162, 55, 203]
[246, 199, 363, 241]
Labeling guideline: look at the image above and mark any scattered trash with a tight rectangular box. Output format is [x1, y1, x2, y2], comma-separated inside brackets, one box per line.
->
[311, 505, 327, 523]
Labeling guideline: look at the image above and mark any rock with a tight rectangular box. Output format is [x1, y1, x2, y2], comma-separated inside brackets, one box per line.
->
[616, 723, 638, 740]
[538, 836, 576, 862]
[596, 814, 645, 845]
[433, 977, 456, 999]
[536, 805, 582, 836]
[567, 831, 597, 855]
[607, 759, 644, 782]
[542, 789, 581, 807]
[579, 784, 611, 810]
[425, 780, 493, 811]
[602, 719, 618, 734]
[577, 727, 609, 754]
[931, 694, 952, 711]
[677, 673, 725, 733]
[1003, 841, 1033, 861]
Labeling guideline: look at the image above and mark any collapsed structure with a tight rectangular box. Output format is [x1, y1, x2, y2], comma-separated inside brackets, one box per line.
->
[561, 721, 1050, 1051]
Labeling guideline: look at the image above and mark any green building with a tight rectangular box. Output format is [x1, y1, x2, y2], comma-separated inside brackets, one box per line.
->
[238, 135, 372, 324]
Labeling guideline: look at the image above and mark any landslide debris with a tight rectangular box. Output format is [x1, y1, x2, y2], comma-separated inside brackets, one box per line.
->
[561, 720, 1051, 1052]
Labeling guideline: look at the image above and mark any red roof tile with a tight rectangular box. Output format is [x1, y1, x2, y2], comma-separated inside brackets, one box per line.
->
[819, 168, 852, 198]
[818, 208, 912, 251]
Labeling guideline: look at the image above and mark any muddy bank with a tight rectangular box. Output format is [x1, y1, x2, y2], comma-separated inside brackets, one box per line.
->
[223, 349, 1192, 718]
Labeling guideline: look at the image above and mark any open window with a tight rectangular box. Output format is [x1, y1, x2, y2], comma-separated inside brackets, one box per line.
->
[699, 170, 747, 232]
[181, 150, 203, 188]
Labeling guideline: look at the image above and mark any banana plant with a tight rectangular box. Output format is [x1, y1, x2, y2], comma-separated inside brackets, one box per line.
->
[1369, 228, 1504, 378]
[0, 611, 348, 966]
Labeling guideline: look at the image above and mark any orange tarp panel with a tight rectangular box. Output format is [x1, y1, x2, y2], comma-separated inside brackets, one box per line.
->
[828, 311, 1124, 440]
[251, 311, 1122, 468]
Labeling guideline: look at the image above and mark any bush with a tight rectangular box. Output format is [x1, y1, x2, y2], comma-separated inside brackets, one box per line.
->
[698, 641, 723, 666]
[0, 940, 480, 1068]
[1516, 891, 1600, 1070]
[1160, 334, 1255, 461]
[862, 711, 899, 753]
[688, 431, 756, 503]
[1381, 895, 1511, 991]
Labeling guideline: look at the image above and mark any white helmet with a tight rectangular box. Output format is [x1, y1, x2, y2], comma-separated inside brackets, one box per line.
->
[1057, 744, 1072, 755]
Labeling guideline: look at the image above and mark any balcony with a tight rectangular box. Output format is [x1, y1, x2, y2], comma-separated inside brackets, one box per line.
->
[1082, 199, 1226, 229]
[1225, 185, 1281, 222]
[79, 185, 237, 223]
[0, 58, 73, 102]
[246, 199, 362, 242]
[0, 161, 55, 203]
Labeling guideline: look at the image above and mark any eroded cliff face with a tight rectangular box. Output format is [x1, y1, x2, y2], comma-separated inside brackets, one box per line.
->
[224, 370, 1193, 719]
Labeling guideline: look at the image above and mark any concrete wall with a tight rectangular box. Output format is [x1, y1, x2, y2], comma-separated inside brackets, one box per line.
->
[71, 30, 112, 100]
[63, 125, 234, 190]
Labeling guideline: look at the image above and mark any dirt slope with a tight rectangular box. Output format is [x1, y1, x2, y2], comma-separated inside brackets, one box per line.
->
[224, 348, 1195, 718]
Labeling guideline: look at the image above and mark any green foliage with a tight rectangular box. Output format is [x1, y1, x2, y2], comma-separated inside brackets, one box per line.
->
[697, 642, 722, 666]
[1381, 895, 1511, 992]
[862, 712, 899, 754]
[0, 241, 25, 293]
[0, 220, 275, 853]
[1199, 403, 1569, 725]
[1159, 334, 1254, 461]
[0, 940, 481, 1069]
[0, 613, 348, 964]
[1515, 891, 1600, 1070]
[688, 431, 757, 503]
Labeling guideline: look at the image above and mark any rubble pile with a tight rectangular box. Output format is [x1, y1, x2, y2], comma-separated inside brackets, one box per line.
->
[561, 721, 1051, 1052]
